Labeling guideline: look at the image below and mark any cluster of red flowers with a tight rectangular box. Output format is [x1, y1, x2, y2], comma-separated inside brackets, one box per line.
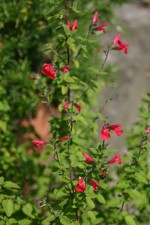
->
[92, 11, 108, 33]
[42, 63, 56, 79]
[113, 34, 129, 55]
[30, 11, 128, 83]
[32, 10, 128, 196]
[82, 152, 122, 165]
[75, 178, 98, 192]
[63, 102, 83, 113]
[100, 124, 123, 140]
[67, 19, 78, 31]
[32, 135, 69, 150]
[75, 151, 122, 192]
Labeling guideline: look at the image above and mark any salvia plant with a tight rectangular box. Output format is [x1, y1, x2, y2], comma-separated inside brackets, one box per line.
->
[30, 1, 149, 225]
[0, 1, 149, 225]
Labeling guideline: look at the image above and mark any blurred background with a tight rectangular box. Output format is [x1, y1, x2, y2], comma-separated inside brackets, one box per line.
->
[101, 0, 150, 150]
[0, 0, 149, 215]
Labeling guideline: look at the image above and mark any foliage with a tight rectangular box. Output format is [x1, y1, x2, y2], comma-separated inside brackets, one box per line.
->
[0, 176, 43, 224]
[1, 0, 149, 224]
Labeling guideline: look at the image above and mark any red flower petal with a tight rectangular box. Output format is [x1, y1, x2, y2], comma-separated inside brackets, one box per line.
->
[96, 23, 109, 33]
[113, 34, 129, 55]
[74, 103, 83, 113]
[89, 179, 99, 191]
[59, 135, 69, 142]
[110, 124, 123, 136]
[75, 178, 86, 192]
[32, 140, 46, 150]
[61, 65, 70, 73]
[82, 153, 95, 163]
[93, 11, 99, 23]
[67, 19, 78, 31]
[100, 126, 110, 140]
[145, 127, 150, 134]
[63, 102, 70, 111]
[113, 34, 122, 45]
[108, 154, 122, 165]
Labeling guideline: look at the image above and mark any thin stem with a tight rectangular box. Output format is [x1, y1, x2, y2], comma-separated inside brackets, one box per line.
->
[120, 202, 125, 212]
[53, 142, 60, 163]
[71, 0, 74, 7]
[64, 0, 69, 22]
[117, 202, 125, 225]
[118, 132, 148, 224]
[76, 45, 110, 102]
[63, 0, 79, 221]
[71, 21, 93, 63]
[137, 133, 146, 159]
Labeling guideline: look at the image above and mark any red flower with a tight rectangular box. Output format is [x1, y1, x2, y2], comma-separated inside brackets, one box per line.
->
[32, 139, 46, 150]
[59, 135, 69, 142]
[89, 179, 99, 191]
[75, 178, 86, 192]
[63, 102, 70, 111]
[82, 153, 95, 163]
[145, 127, 150, 134]
[93, 11, 99, 23]
[108, 154, 122, 165]
[100, 126, 110, 140]
[110, 124, 123, 136]
[74, 103, 83, 113]
[96, 23, 109, 33]
[61, 65, 70, 73]
[113, 34, 129, 55]
[113, 34, 122, 45]
[67, 19, 78, 31]
[42, 63, 56, 79]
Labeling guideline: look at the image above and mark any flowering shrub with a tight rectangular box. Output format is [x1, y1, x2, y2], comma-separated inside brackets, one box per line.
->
[0, 0, 149, 224]
[29, 2, 149, 224]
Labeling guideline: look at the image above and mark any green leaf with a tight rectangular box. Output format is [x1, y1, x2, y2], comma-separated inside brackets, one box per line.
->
[107, 198, 121, 207]
[71, 6, 81, 14]
[63, 73, 75, 83]
[0, 176, 4, 185]
[0, 120, 7, 132]
[87, 211, 96, 221]
[18, 219, 32, 225]
[61, 85, 68, 95]
[127, 190, 143, 200]
[99, 181, 108, 190]
[96, 194, 106, 204]
[125, 215, 136, 225]
[73, 60, 79, 68]
[22, 203, 35, 218]
[117, 181, 129, 189]
[85, 186, 95, 198]
[71, 222, 80, 225]
[67, 38, 77, 52]
[0, 194, 5, 203]
[14, 203, 21, 211]
[2, 199, 14, 217]
[60, 216, 70, 225]
[41, 214, 55, 224]
[3, 181, 20, 190]
[0, 101, 10, 112]
[135, 173, 148, 184]
[6, 218, 17, 225]
[86, 197, 95, 209]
